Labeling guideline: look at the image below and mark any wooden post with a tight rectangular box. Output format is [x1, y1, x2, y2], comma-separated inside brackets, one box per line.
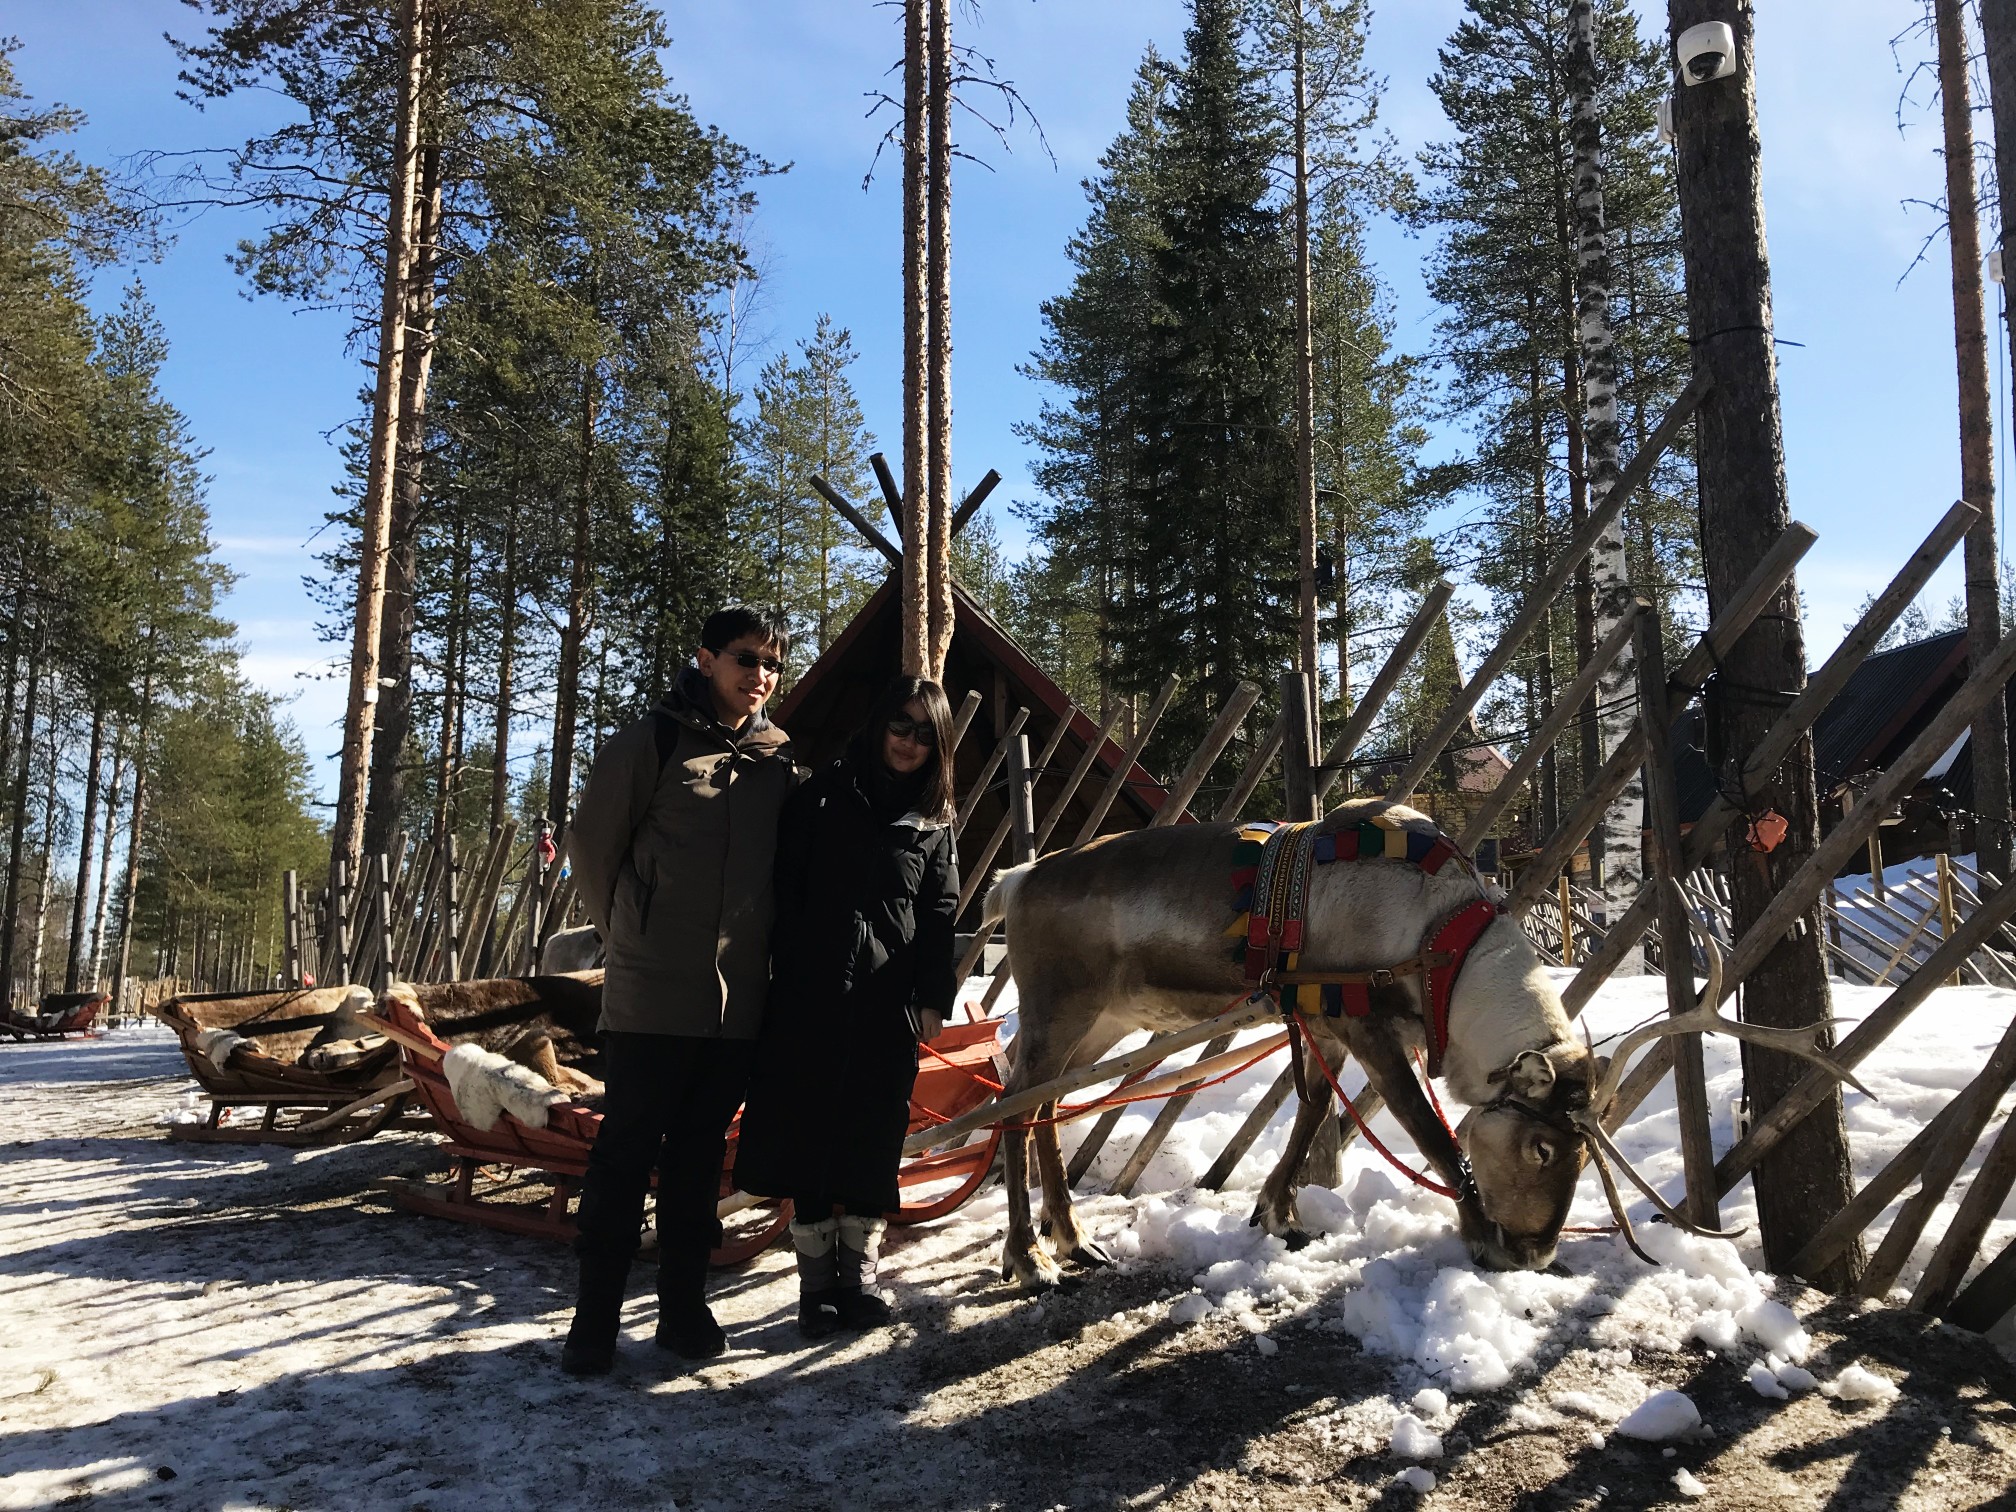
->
[372, 853, 395, 993]
[1009, 733, 1036, 864]
[441, 834, 461, 981]
[953, 708, 1029, 836]
[810, 476, 903, 566]
[1636, 602, 1719, 1229]
[1559, 873, 1574, 964]
[955, 712, 1076, 918]
[330, 860, 352, 987]
[1912, 1105, 2016, 1315]
[527, 824, 551, 972]
[1938, 852, 1960, 986]
[282, 870, 301, 988]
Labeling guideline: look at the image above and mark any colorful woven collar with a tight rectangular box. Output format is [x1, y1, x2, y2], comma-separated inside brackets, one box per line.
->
[1228, 810, 1496, 1078]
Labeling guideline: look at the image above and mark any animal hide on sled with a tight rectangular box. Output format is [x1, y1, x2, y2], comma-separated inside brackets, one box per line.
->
[193, 1028, 246, 1073]
[441, 1043, 568, 1131]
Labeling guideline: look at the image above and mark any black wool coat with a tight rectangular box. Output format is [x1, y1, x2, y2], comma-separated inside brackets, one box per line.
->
[732, 756, 960, 1211]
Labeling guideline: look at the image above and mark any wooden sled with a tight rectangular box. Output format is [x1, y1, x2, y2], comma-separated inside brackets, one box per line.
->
[892, 1016, 1006, 1224]
[371, 992, 793, 1266]
[3, 991, 107, 1041]
[156, 987, 427, 1147]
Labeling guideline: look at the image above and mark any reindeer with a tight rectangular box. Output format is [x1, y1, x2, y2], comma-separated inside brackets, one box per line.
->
[984, 800, 1863, 1286]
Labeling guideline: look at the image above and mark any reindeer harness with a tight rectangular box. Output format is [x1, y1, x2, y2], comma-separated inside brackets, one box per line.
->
[1230, 816, 1504, 1079]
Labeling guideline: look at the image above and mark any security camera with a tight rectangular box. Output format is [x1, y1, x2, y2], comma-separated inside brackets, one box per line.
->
[1677, 21, 1737, 85]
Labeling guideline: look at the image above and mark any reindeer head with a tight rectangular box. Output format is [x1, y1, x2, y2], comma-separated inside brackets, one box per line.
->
[1455, 927, 1871, 1271]
[1456, 1040, 1599, 1270]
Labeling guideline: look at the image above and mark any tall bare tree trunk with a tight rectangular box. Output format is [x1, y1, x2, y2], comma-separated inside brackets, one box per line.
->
[332, 0, 426, 890]
[110, 644, 154, 1016]
[1669, 0, 1861, 1289]
[1292, 11, 1321, 758]
[1, 619, 42, 1003]
[550, 366, 596, 826]
[86, 729, 124, 988]
[899, 0, 930, 676]
[491, 515, 517, 833]
[366, 137, 443, 860]
[27, 720, 59, 1001]
[436, 505, 469, 838]
[1938, 0, 2012, 881]
[925, 0, 955, 680]
[64, 698, 105, 992]
[1529, 350, 1560, 839]
[1568, 0, 1643, 955]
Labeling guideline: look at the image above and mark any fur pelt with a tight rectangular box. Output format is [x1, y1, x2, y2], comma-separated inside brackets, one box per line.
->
[441, 1043, 568, 1131]
[193, 1027, 246, 1073]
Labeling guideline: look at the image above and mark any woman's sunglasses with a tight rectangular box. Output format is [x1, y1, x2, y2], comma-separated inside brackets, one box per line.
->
[886, 716, 937, 748]
[727, 650, 784, 675]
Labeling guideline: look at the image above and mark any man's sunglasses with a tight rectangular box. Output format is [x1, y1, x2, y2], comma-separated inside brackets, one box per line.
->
[886, 716, 937, 748]
[726, 650, 784, 675]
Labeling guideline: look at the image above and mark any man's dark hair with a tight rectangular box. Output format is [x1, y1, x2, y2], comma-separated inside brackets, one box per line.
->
[700, 606, 791, 657]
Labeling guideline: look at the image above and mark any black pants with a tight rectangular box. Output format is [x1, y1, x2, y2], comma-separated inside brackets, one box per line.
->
[574, 1032, 757, 1271]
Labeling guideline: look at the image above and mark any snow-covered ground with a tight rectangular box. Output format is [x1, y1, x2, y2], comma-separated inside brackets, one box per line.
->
[1, 975, 2012, 1510]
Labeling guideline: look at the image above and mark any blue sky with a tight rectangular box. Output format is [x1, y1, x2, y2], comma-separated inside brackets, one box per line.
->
[8, 1, 1989, 798]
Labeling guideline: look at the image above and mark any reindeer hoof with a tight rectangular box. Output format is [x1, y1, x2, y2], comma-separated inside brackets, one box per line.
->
[1279, 1228, 1313, 1253]
[1002, 1245, 1063, 1291]
[1069, 1239, 1113, 1269]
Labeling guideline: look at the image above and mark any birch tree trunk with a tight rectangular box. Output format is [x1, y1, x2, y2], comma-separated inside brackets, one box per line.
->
[331, 0, 426, 890]
[899, 0, 930, 675]
[925, 0, 956, 680]
[27, 721, 59, 1001]
[1293, 12, 1322, 758]
[86, 731, 124, 988]
[1937, 0, 2012, 881]
[549, 365, 597, 826]
[1568, 0, 1643, 959]
[1668, 0, 1860, 1289]
[64, 698, 105, 992]
[110, 647, 154, 1017]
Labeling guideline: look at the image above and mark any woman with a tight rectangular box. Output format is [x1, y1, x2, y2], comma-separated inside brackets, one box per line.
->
[733, 675, 960, 1338]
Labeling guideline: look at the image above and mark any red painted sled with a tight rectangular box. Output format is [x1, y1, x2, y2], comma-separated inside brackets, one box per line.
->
[373, 993, 1005, 1265]
[3, 991, 108, 1042]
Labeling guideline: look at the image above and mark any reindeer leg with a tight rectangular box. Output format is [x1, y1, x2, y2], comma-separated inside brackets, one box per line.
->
[1343, 1017, 1491, 1254]
[1000, 1115, 1059, 1288]
[1251, 1032, 1345, 1246]
[1032, 1101, 1112, 1269]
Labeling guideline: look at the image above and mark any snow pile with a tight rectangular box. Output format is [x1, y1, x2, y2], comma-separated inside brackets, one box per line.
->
[440, 1043, 567, 1130]
[1391, 1467, 1436, 1493]
[1673, 1467, 1708, 1498]
[1613, 1390, 1702, 1442]
[1821, 1363, 1901, 1403]
[1388, 1413, 1443, 1460]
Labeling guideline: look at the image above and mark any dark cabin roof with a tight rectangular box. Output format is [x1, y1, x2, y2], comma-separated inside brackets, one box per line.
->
[774, 578, 1181, 912]
[1673, 629, 1974, 823]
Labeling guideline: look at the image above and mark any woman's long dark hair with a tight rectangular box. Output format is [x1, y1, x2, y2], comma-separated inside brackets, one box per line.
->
[851, 675, 957, 823]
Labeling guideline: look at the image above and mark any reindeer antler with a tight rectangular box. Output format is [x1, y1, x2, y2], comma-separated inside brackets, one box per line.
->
[1583, 929, 1872, 1119]
[1575, 916, 1872, 1254]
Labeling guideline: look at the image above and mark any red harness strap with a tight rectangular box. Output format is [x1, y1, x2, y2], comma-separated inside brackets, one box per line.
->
[1423, 898, 1506, 1078]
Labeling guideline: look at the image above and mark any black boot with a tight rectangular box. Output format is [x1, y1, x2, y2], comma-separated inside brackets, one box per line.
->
[561, 1248, 631, 1376]
[791, 1217, 843, 1340]
[653, 1225, 726, 1360]
[833, 1214, 894, 1330]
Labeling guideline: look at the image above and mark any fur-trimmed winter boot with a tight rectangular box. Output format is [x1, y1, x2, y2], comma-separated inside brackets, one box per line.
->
[791, 1216, 843, 1339]
[833, 1214, 893, 1329]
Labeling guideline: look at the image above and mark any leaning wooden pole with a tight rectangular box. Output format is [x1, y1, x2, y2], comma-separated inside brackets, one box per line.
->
[1315, 582, 1454, 803]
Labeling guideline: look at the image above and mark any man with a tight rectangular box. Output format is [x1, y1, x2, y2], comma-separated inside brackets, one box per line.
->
[560, 605, 796, 1375]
